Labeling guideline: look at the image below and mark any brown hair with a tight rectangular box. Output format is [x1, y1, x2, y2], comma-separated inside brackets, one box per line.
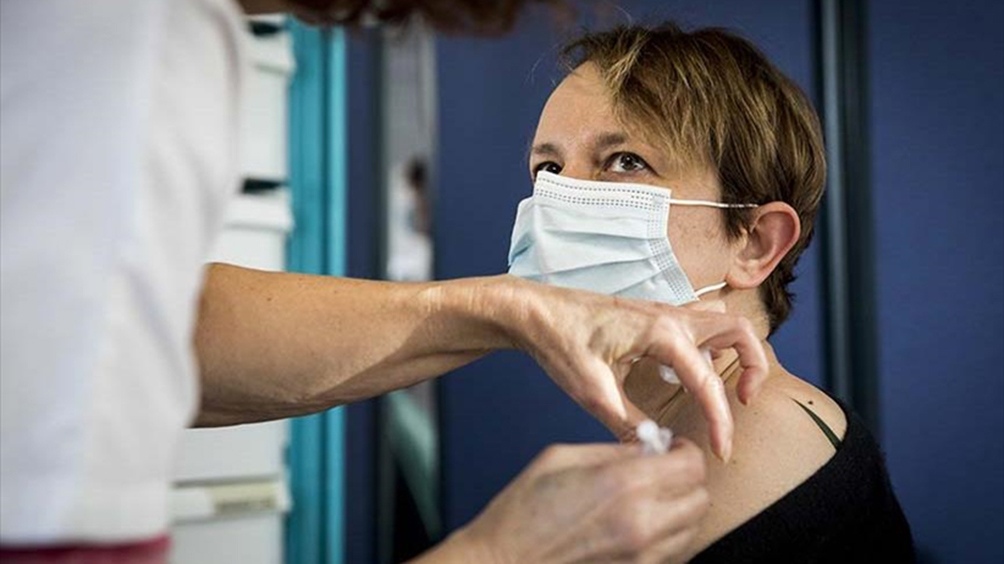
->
[288, 0, 562, 34]
[563, 22, 827, 331]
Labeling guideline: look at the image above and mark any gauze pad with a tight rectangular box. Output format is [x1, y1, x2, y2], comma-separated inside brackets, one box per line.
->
[637, 419, 673, 455]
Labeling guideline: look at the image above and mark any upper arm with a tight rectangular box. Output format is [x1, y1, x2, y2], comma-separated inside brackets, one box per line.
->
[669, 382, 846, 559]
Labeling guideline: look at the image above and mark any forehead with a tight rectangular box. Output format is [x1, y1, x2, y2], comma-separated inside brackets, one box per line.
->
[533, 63, 622, 141]
[532, 63, 720, 192]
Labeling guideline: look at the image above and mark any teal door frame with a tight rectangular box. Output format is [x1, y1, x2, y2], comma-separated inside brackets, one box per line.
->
[286, 22, 347, 564]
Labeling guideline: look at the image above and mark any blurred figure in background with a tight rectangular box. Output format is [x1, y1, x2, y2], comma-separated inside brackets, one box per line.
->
[387, 157, 434, 282]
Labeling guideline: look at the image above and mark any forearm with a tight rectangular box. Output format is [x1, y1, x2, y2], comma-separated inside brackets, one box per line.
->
[193, 263, 523, 426]
[408, 528, 497, 564]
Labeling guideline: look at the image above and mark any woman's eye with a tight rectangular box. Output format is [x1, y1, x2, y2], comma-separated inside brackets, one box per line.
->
[533, 161, 562, 177]
[608, 152, 649, 173]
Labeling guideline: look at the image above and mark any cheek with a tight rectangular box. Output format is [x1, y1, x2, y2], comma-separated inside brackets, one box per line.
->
[666, 209, 728, 283]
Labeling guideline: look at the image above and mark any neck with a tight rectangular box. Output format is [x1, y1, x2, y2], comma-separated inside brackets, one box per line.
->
[623, 292, 775, 423]
[623, 336, 781, 425]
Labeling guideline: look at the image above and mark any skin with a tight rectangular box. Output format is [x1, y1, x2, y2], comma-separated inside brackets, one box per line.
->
[530, 63, 848, 561]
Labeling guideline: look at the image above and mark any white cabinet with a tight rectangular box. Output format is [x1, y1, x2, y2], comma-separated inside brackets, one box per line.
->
[170, 191, 293, 564]
[170, 18, 294, 564]
[171, 509, 286, 564]
[240, 27, 294, 182]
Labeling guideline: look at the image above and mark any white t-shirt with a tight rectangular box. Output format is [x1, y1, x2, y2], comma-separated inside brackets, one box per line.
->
[0, 0, 245, 544]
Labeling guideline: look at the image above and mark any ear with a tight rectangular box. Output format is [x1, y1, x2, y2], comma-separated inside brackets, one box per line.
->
[726, 202, 801, 289]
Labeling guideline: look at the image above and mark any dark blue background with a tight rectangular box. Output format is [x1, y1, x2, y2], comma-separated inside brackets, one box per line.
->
[870, 2, 1004, 562]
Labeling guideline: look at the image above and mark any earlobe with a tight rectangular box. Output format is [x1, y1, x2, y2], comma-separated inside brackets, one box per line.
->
[727, 203, 801, 289]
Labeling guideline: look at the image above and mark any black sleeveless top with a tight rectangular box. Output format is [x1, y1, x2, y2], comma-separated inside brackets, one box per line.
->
[692, 400, 916, 563]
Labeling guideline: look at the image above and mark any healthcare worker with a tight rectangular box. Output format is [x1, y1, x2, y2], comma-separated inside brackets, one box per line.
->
[0, 0, 768, 562]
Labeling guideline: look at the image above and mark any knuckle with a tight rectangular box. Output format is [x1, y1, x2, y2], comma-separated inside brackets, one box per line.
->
[735, 315, 756, 335]
[650, 311, 684, 338]
[703, 372, 725, 394]
[534, 443, 567, 469]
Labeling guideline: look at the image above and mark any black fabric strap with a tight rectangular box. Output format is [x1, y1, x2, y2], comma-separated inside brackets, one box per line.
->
[793, 398, 842, 449]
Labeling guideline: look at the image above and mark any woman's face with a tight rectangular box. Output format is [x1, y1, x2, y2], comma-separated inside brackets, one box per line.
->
[529, 63, 736, 293]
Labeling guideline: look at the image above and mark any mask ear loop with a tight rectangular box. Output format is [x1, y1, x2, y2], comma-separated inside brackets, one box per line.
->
[658, 273, 730, 385]
[694, 281, 728, 297]
[668, 199, 754, 300]
[667, 199, 759, 209]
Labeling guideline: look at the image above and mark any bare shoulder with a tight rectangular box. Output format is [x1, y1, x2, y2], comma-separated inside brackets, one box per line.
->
[665, 373, 847, 559]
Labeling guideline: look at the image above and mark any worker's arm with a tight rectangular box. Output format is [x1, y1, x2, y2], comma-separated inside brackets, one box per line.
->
[194, 262, 767, 459]
[193, 263, 500, 426]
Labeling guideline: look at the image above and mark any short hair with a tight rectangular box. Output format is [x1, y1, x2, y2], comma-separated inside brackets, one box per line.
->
[562, 22, 827, 331]
[288, 0, 560, 34]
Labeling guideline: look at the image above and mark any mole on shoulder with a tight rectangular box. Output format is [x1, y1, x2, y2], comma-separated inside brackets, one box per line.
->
[808, 400, 814, 405]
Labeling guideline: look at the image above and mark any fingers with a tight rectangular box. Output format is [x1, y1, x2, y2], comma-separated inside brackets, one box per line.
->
[694, 315, 769, 405]
[593, 439, 709, 562]
[677, 301, 769, 404]
[574, 359, 651, 441]
[598, 438, 707, 496]
[614, 400, 652, 443]
[642, 304, 766, 461]
[498, 440, 710, 563]
[530, 442, 641, 475]
[515, 281, 766, 462]
[649, 328, 735, 462]
[638, 487, 708, 564]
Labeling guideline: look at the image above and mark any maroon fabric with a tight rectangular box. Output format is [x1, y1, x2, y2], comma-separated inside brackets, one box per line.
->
[0, 535, 170, 564]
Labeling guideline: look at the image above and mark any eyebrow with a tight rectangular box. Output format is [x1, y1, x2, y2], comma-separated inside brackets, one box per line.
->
[529, 131, 630, 160]
[592, 132, 629, 151]
[530, 142, 561, 158]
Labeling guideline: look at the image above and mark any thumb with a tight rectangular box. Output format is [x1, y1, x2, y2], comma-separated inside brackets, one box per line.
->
[614, 398, 651, 443]
[583, 366, 650, 442]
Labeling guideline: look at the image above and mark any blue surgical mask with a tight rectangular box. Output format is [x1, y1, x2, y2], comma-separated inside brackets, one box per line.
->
[508, 170, 756, 303]
[507, 171, 755, 383]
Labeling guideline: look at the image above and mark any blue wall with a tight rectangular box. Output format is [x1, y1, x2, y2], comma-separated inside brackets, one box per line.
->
[434, 0, 825, 532]
[869, 1, 1004, 562]
[342, 28, 382, 564]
